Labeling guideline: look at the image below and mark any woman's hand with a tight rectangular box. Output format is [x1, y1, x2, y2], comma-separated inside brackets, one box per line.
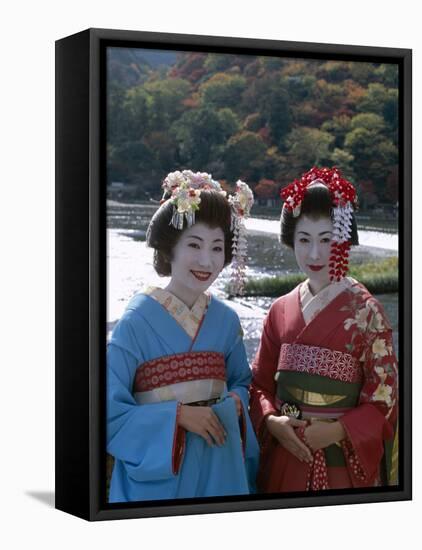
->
[178, 405, 227, 447]
[228, 391, 242, 417]
[304, 420, 346, 452]
[265, 414, 313, 463]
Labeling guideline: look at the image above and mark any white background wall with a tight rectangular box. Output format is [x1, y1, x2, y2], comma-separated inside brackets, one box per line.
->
[1, 1, 419, 547]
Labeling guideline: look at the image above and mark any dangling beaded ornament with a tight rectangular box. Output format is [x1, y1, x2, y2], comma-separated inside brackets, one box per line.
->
[228, 181, 254, 296]
[280, 167, 357, 282]
[160, 170, 254, 295]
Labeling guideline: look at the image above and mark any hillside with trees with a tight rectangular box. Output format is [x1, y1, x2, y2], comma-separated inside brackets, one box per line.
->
[107, 49, 398, 207]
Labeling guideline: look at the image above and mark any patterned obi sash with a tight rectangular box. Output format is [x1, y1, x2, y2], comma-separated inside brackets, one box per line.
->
[275, 343, 363, 469]
[133, 351, 227, 405]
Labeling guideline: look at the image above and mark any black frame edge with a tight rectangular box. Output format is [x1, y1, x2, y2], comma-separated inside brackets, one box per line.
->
[55, 29, 92, 521]
[401, 48, 412, 500]
[56, 28, 412, 522]
[89, 27, 411, 60]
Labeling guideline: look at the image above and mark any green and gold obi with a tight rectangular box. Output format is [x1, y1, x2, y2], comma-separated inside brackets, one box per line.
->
[275, 343, 363, 467]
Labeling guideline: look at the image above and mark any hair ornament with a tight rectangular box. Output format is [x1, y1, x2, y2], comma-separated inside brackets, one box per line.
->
[161, 170, 254, 295]
[162, 170, 226, 230]
[228, 180, 254, 296]
[280, 166, 358, 282]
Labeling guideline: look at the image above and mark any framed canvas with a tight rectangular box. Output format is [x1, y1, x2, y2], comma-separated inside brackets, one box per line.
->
[55, 27, 412, 521]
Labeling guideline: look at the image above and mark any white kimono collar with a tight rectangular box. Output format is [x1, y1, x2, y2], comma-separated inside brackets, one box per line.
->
[300, 277, 356, 326]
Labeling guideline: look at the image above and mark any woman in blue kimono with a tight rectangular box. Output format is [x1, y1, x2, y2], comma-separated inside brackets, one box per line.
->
[107, 170, 259, 502]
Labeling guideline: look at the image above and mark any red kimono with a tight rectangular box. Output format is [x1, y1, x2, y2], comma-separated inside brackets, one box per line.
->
[250, 278, 398, 492]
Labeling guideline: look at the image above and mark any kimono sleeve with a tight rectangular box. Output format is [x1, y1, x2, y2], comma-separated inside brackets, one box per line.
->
[107, 313, 185, 482]
[225, 310, 252, 406]
[249, 302, 281, 439]
[224, 309, 260, 486]
[340, 302, 398, 486]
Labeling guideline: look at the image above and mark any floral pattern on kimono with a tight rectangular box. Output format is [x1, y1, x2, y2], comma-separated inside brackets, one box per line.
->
[250, 278, 398, 492]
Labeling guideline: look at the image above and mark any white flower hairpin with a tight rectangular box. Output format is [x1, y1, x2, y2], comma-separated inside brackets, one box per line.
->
[161, 170, 254, 295]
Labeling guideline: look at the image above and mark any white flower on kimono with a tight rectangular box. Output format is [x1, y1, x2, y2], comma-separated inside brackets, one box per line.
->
[373, 312, 385, 331]
[344, 317, 356, 331]
[372, 383, 393, 407]
[375, 366, 387, 383]
[355, 306, 370, 330]
[368, 310, 384, 332]
[344, 306, 369, 331]
[372, 338, 389, 358]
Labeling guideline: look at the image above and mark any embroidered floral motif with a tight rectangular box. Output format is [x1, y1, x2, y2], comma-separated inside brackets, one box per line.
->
[372, 383, 393, 407]
[372, 338, 389, 358]
[340, 286, 398, 421]
[341, 286, 391, 356]
[344, 305, 370, 331]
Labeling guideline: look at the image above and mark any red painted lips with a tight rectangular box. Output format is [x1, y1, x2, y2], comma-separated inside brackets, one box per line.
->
[308, 265, 324, 272]
[191, 270, 212, 281]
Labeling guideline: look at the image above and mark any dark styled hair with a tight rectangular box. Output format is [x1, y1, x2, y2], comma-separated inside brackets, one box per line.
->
[280, 183, 359, 248]
[146, 189, 233, 276]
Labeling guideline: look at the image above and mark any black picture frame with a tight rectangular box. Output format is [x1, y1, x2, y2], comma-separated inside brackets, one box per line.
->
[55, 27, 412, 521]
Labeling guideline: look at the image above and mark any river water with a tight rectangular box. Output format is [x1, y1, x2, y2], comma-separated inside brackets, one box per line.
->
[107, 201, 399, 360]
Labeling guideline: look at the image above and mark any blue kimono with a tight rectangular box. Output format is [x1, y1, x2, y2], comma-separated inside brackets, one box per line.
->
[107, 288, 259, 502]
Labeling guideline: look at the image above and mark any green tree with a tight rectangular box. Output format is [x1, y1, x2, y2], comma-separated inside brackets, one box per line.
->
[243, 74, 292, 149]
[203, 53, 232, 73]
[285, 127, 335, 170]
[107, 140, 154, 184]
[357, 83, 398, 144]
[358, 83, 397, 118]
[321, 115, 352, 148]
[349, 62, 377, 85]
[200, 73, 247, 109]
[374, 64, 399, 87]
[314, 79, 344, 117]
[143, 78, 191, 130]
[344, 120, 398, 201]
[350, 112, 386, 133]
[171, 106, 236, 168]
[329, 148, 356, 182]
[316, 61, 352, 83]
[114, 85, 151, 141]
[223, 131, 267, 181]
[286, 75, 317, 102]
[344, 127, 374, 161]
[217, 108, 241, 138]
[261, 146, 287, 180]
[261, 57, 285, 72]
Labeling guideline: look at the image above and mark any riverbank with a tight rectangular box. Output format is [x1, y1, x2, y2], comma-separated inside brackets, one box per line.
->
[242, 257, 398, 297]
[245, 217, 398, 251]
[107, 200, 399, 251]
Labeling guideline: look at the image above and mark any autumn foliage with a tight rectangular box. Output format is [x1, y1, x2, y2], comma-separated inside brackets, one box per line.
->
[107, 51, 398, 206]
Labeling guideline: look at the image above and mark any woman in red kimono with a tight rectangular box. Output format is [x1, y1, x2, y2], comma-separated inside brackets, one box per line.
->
[250, 167, 398, 492]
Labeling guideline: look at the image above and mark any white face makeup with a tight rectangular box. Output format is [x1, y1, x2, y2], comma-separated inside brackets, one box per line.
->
[293, 215, 334, 294]
[165, 222, 226, 307]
